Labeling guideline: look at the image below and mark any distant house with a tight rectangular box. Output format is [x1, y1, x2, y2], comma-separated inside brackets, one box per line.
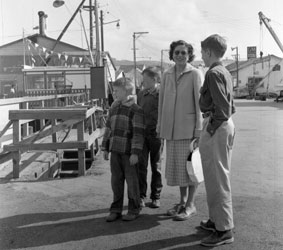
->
[115, 64, 163, 88]
[0, 11, 93, 97]
[226, 54, 283, 96]
[115, 64, 145, 88]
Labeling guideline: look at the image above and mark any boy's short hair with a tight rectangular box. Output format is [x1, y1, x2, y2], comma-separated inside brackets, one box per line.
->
[201, 34, 227, 58]
[113, 77, 134, 95]
[142, 66, 160, 80]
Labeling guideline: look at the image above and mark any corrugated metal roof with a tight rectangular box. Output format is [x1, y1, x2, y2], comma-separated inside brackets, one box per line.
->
[226, 54, 282, 72]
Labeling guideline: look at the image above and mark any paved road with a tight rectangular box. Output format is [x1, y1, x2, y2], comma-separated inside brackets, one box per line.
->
[0, 99, 283, 250]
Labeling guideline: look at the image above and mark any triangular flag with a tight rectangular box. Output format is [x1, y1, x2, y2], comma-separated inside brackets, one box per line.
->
[45, 51, 50, 58]
[57, 53, 61, 59]
[34, 43, 39, 48]
[42, 47, 46, 53]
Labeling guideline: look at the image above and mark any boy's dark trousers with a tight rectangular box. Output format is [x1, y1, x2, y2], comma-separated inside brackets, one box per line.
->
[110, 152, 140, 215]
[139, 134, 163, 200]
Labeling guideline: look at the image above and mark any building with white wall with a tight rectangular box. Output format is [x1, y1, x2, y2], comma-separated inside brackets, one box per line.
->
[227, 55, 283, 97]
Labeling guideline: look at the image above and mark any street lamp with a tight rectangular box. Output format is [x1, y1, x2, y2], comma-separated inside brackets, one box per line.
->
[100, 10, 120, 52]
[133, 31, 148, 91]
[53, 0, 64, 8]
[231, 46, 239, 88]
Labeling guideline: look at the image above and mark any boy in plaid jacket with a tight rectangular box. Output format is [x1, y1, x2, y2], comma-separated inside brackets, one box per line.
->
[102, 77, 145, 222]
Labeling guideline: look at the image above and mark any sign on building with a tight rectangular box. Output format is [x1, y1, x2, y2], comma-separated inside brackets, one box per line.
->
[247, 46, 257, 59]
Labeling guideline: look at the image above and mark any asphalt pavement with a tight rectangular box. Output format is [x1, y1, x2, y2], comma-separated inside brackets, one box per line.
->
[0, 99, 283, 250]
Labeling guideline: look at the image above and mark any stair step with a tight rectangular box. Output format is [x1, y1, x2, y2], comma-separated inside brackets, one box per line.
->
[63, 149, 92, 159]
[61, 158, 92, 171]
[59, 170, 78, 178]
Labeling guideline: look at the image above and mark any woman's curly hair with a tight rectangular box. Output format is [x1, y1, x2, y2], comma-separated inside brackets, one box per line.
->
[169, 40, 195, 63]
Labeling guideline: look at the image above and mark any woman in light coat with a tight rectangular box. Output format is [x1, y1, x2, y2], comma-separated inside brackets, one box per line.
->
[157, 40, 203, 220]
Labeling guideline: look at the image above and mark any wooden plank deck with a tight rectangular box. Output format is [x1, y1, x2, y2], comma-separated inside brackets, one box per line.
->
[0, 128, 104, 181]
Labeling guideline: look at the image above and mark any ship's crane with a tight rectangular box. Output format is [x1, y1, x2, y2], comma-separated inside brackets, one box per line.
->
[247, 12, 283, 98]
[258, 11, 283, 54]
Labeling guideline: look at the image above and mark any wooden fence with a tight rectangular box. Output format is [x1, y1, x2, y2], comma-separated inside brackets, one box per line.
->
[0, 90, 105, 178]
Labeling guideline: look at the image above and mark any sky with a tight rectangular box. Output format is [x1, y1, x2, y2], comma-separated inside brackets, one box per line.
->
[1, 0, 283, 63]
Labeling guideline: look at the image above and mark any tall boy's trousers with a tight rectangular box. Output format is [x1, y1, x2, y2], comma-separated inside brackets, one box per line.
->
[199, 117, 235, 231]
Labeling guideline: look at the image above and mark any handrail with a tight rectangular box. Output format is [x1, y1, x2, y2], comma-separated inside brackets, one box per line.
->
[0, 92, 85, 106]
[3, 106, 102, 178]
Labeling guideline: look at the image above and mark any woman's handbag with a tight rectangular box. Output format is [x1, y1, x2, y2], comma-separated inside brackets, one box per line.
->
[186, 140, 204, 184]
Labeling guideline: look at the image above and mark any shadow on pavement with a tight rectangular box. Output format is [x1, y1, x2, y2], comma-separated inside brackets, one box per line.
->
[113, 227, 212, 250]
[0, 209, 175, 249]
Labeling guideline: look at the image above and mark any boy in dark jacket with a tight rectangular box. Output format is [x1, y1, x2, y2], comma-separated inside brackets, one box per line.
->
[137, 67, 163, 208]
[102, 77, 145, 222]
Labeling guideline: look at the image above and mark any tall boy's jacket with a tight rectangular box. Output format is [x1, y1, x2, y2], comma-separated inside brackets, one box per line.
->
[199, 62, 236, 136]
[137, 87, 159, 135]
[101, 98, 145, 155]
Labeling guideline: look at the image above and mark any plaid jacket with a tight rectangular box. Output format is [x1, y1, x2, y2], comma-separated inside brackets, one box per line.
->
[101, 98, 145, 155]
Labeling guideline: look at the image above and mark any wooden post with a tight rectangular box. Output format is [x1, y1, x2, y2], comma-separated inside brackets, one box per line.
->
[21, 102, 28, 137]
[40, 100, 45, 128]
[12, 119, 21, 178]
[77, 120, 86, 176]
[52, 119, 57, 143]
[89, 113, 94, 161]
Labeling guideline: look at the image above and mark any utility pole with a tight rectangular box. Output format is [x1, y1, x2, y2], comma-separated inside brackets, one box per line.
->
[231, 46, 239, 88]
[89, 0, 93, 51]
[100, 10, 104, 52]
[94, 0, 101, 66]
[100, 10, 120, 54]
[161, 49, 169, 74]
[83, 0, 100, 65]
[133, 31, 148, 92]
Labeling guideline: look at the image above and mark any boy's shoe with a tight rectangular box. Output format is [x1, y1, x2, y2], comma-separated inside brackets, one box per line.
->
[106, 212, 122, 222]
[200, 230, 234, 247]
[166, 204, 185, 216]
[140, 198, 146, 208]
[200, 219, 216, 232]
[174, 206, 196, 221]
[122, 213, 139, 221]
[149, 199, 160, 208]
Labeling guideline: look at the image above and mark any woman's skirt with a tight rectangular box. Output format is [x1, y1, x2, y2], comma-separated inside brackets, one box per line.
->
[165, 139, 194, 186]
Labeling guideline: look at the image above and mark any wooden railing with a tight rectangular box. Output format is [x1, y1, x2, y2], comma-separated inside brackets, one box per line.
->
[3, 106, 104, 178]
[0, 92, 87, 143]
[0, 92, 87, 165]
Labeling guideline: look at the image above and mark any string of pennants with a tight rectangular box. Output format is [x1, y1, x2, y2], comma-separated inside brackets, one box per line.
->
[25, 38, 90, 66]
